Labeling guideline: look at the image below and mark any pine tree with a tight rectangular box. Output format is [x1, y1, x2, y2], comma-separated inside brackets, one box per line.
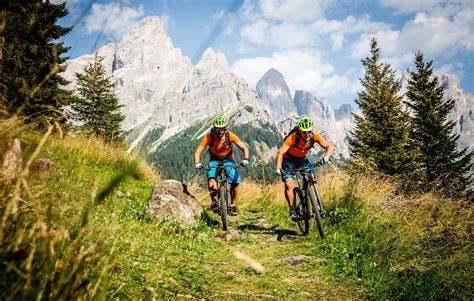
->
[1, 1, 72, 121]
[406, 51, 472, 196]
[70, 55, 125, 142]
[348, 38, 412, 176]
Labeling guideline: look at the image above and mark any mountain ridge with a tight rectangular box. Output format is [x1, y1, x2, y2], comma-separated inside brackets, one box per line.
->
[64, 15, 473, 177]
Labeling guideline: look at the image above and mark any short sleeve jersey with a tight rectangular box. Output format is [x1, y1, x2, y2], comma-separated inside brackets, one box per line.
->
[283, 130, 328, 158]
[199, 130, 241, 158]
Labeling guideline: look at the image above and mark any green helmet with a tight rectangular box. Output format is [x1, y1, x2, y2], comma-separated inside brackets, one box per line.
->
[212, 116, 227, 128]
[297, 116, 314, 132]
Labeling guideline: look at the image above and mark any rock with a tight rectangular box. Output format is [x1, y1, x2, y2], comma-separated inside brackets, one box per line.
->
[1, 138, 23, 181]
[220, 229, 247, 241]
[31, 158, 55, 177]
[115, 190, 125, 198]
[255, 218, 272, 228]
[279, 255, 312, 265]
[147, 180, 203, 227]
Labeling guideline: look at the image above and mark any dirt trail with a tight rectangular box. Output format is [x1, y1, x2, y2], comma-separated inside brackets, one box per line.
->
[208, 208, 358, 299]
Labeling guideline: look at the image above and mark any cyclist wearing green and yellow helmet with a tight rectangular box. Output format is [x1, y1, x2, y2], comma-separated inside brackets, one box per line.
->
[275, 116, 334, 221]
[194, 116, 250, 215]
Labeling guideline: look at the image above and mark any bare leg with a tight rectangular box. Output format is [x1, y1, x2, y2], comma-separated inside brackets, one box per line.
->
[230, 184, 239, 206]
[208, 179, 218, 205]
[284, 179, 296, 208]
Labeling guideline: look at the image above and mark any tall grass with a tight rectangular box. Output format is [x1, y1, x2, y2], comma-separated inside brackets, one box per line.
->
[0, 119, 157, 299]
[315, 170, 472, 299]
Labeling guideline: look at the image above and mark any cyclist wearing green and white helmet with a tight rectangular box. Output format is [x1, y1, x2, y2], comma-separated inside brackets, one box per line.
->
[275, 116, 334, 221]
[194, 116, 249, 216]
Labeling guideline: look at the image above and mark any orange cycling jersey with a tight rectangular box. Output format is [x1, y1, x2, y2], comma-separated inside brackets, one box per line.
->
[199, 130, 241, 159]
[284, 130, 329, 158]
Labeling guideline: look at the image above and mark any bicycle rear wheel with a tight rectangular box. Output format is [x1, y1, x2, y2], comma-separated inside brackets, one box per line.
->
[293, 188, 310, 236]
[308, 185, 325, 238]
[218, 184, 229, 231]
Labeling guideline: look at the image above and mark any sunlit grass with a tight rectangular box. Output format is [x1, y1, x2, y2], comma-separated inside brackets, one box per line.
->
[1, 120, 471, 299]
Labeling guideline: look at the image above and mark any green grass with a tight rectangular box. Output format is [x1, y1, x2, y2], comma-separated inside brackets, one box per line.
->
[2, 126, 472, 299]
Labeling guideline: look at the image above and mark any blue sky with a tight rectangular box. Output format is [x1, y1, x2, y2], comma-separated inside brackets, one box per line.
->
[58, 0, 474, 109]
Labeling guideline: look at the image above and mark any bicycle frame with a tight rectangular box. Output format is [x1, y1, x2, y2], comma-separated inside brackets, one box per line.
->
[291, 164, 318, 193]
[205, 162, 240, 189]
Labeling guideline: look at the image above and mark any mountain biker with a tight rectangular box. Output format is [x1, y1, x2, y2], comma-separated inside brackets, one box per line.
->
[194, 116, 250, 216]
[275, 116, 334, 221]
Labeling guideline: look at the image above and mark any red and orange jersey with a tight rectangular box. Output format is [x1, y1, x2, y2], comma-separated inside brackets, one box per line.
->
[283, 130, 329, 158]
[199, 130, 241, 158]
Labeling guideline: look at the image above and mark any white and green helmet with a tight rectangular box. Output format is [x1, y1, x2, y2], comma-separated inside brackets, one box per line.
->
[297, 116, 314, 132]
[212, 116, 228, 128]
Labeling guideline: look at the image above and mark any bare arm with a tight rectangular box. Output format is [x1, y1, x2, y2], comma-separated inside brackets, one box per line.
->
[194, 144, 206, 164]
[234, 140, 249, 159]
[275, 143, 290, 170]
[318, 139, 334, 158]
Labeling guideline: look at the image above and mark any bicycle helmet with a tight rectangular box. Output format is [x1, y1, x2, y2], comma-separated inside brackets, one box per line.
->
[212, 116, 227, 128]
[297, 116, 314, 132]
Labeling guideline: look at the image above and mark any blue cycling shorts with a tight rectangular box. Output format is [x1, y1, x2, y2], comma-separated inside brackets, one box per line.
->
[207, 157, 241, 185]
[281, 156, 314, 181]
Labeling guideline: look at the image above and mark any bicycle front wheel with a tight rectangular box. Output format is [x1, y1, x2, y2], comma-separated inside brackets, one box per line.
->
[218, 184, 229, 231]
[293, 188, 310, 236]
[308, 185, 325, 238]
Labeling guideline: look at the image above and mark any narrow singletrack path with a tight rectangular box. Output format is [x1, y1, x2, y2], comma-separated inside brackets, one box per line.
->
[207, 206, 358, 299]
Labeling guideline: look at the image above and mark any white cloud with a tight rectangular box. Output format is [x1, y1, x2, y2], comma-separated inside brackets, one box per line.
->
[330, 33, 344, 51]
[241, 13, 391, 49]
[231, 49, 355, 99]
[259, 0, 330, 21]
[84, 2, 144, 38]
[268, 22, 312, 48]
[351, 30, 400, 59]
[241, 20, 270, 44]
[436, 63, 464, 81]
[351, 9, 474, 62]
[398, 12, 471, 55]
[312, 15, 392, 37]
[379, 0, 444, 14]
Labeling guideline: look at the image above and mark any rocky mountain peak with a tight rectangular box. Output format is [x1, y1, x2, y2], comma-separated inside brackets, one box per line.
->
[64, 16, 193, 131]
[335, 104, 353, 120]
[438, 75, 474, 151]
[257, 69, 291, 96]
[294, 90, 333, 120]
[126, 16, 167, 40]
[256, 68, 295, 122]
[260, 68, 285, 81]
[196, 48, 229, 71]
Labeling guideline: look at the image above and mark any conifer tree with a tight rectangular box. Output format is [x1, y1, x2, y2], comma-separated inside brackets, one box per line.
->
[406, 51, 472, 196]
[349, 38, 411, 175]
[1, 1, 72, 121]
[71, 56, 125, 142]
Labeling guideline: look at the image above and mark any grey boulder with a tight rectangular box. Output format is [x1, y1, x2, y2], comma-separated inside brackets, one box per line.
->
[147, 180, 203, 227]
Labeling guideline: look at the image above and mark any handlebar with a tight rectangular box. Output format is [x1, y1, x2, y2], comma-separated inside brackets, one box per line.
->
[199, 161, 245, 171]
[280, 159, 325, 175]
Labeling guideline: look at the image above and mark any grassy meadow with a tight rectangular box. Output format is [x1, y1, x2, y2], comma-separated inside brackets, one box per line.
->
[1, 122, 472, 299]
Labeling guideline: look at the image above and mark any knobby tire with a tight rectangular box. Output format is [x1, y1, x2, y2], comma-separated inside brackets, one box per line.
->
[308, 185, 325, 238]
[293, 188, 310, 236]
[218, 184, 229, 231]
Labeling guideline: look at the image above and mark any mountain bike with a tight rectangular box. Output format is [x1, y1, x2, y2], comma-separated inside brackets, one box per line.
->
[201, 162, 243, 231]
[286, 160, 325, 238]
